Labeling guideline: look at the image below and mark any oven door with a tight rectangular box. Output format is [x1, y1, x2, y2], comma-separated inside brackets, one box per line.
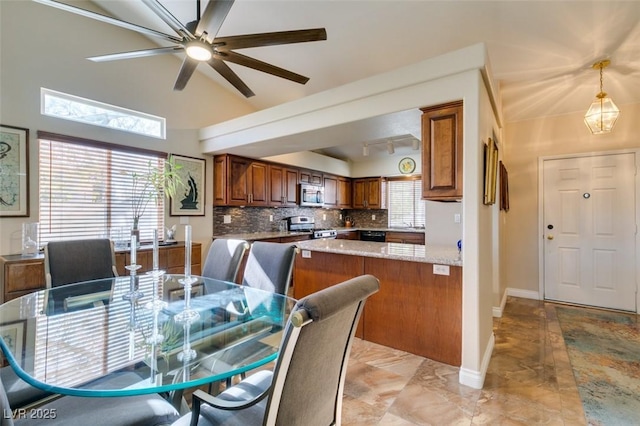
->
[300, 185, 324, 206]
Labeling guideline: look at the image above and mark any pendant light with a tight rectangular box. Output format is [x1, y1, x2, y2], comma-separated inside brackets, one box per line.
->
[584, 60, 620, 134]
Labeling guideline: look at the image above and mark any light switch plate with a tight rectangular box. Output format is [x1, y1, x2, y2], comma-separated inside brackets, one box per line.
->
[223, 215, 231, 224]
[433, 264, 450, 275]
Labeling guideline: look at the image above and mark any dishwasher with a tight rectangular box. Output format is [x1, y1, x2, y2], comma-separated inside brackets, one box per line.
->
[359, 230, 386, 242]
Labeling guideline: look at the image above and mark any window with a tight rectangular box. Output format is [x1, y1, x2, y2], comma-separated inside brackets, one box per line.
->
[39, 133, 165, 245]
[387, 176, 425, 228]
[41, 88, 166, 139]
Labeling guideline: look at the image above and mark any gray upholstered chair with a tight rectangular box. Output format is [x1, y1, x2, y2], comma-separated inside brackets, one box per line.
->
[0, 371, 180, 425]
[201, 239, 249, 284]
[241, 241, 298, 296]
[172, 274, 380, 426]
[44, 238, 118, 288]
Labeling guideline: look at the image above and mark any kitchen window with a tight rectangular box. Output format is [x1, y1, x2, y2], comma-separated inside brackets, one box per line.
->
[387, 176, 425, 228]
[38, 132, 165, 245]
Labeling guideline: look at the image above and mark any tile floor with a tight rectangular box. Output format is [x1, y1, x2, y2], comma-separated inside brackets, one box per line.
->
[341, 297, 588, 425]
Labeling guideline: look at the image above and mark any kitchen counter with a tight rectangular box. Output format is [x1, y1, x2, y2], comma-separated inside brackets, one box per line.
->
[296, 238, 461, 266]
[335, 227, 425, 233]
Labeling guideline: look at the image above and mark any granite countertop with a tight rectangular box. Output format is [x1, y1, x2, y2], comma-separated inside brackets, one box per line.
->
[296, 239, 462, 266]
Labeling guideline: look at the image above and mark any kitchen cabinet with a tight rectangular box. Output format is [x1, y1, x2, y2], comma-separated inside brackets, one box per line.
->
[336, 230, 359, 240]
[337, 176, 352, 208]
[421, 101, 463, 200]
[299, 169, 323, 186]
[385, 231, 425, 245]
[323, 174, 338, 207]
[1, 242, 201, 303]
[214, 154, 269, 206]
[352, 177, 384, 209]
[269, 164, 298, 206]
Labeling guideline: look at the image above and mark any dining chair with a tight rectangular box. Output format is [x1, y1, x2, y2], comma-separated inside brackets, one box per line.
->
[241, 241, 298, 296]
[0, 371, 181, 426]
[171, 274, 380, 426]
[44, 238, 118, 288]
[0, 366, 52, 409]
[201, 239, 249, 284]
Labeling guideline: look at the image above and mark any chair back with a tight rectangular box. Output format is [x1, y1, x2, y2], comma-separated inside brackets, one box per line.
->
[202, 239, 249, 283]
[0, 375, 15, 426]
[242, 242, 297, 295]
[45, 238, 118, 288]
[264, 274, 380, 425]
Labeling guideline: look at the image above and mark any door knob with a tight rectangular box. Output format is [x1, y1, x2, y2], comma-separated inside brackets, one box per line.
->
[547, 235, 554, 240]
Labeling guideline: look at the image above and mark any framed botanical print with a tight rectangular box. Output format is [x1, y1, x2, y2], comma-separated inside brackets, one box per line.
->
[170, 155, 206, 216]
[0, 125, 29, 217]
[0, 320, 26, 366]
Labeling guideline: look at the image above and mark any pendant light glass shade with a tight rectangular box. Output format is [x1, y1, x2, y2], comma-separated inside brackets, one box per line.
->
[584, 60, 620, 134]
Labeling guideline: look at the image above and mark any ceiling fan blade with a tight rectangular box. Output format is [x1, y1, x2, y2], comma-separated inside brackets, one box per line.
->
[208, 58, 255, 98]
[174, 57, 200, 91]
[195, 0, 235, 42]
[215, 28, 327, 51]
[88, 46, 184, 62]
[218, 51, 309, 84]
[33, 0, 182, 44]
[140, 0, 195, 39]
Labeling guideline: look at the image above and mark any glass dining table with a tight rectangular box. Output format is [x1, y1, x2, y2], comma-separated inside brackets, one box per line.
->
[0, 272, 295, 407]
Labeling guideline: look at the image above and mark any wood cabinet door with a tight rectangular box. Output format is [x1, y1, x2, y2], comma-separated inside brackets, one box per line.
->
[284, 167, 299, 206]
[268, 164, 285, 205]
[337, 177, 352, 208]
[366, 178, 381, 208]
[248, 161, 269, 206]
[421, 101, 463, 200]
[323, 175, 338, 207]
[213, 155, 228, 206]
[352, 179, 366, 208]
[228, 155, 250, 205]
[300, 169, 322, 185]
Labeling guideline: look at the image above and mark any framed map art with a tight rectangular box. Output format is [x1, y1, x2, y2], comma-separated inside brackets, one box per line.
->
[0, 125, 29, 217]
[170, 154, 206, 216]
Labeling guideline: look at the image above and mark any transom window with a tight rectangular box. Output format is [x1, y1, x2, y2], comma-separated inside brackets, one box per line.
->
[38, 133, 166, 245]
[387, 176, 425, 228]
[41, 88, 166, 139]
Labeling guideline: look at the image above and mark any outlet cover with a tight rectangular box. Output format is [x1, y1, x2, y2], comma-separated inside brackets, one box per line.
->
[269, 215, 273, 222]
[433, 264, 450, 275]
[223, 215, 231, 224]
[454, 213, 461, 223]
[372, 214, 376, 220]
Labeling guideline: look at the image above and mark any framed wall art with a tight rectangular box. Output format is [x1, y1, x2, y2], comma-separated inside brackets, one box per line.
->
[0, 125, 29, 217]
[483, 137, 498, 205]
[0, 320, 26, 366]
[170, 155, 206, 216]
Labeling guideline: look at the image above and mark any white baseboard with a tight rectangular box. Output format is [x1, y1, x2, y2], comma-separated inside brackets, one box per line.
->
[459, 332, 495, 389]
[493, 288, 540, 316]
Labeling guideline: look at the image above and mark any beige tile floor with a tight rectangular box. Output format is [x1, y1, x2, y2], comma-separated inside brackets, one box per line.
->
[341, 297, 587, 425]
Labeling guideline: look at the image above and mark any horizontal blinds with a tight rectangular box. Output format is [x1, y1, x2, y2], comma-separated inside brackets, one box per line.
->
[39, 138, 164, 244]
[387, 177, 425, 228]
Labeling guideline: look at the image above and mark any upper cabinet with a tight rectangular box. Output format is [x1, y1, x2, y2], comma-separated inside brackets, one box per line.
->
[352, 177, 384, 209]
[337, 176, 352, 209]
[421, 101, 463, 201]
[299, 169, 323, 186]
[323, 174, 338, 208]
[213, 154, 269, 206]
[269, 164, 298, 207]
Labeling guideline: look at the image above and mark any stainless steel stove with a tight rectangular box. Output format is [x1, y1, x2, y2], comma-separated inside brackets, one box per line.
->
[287, 216, 337, 239]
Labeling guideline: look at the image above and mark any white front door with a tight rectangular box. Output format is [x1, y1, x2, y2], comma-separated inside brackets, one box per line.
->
[543, 152, 636, 311]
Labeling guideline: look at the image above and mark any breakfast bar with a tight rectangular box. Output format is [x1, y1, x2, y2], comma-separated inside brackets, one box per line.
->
[293, 239, 462, 366]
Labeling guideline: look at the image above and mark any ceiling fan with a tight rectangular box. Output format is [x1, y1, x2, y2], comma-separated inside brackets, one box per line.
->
[34, 0, 327, 96]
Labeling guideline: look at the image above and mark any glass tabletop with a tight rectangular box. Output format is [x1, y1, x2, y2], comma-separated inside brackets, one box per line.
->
[0, 273, 295, 397]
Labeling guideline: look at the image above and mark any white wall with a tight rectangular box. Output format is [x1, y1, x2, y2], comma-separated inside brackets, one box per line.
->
[503, 103, 640, 299]
[0, 1, 255, 258]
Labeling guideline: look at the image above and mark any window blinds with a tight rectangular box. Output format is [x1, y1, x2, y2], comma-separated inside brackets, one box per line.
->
[387, 177, 425, 228]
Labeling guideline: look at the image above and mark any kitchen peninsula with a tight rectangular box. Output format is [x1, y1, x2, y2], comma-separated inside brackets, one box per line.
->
[293, 239, 462, 366]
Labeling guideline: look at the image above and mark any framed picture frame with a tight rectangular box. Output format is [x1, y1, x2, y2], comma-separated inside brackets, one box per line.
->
[0, 320, 26, 366]
[0, 124, 29, 217]
[499, 161, 510, 212]
[170, 155, 206, 216]
[483, 138, 498, 205]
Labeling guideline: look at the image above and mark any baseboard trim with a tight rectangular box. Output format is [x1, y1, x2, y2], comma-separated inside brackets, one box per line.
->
[459, 332, 495, 389]
[492, 290, 509, 317]
[507, 288, 540, 300]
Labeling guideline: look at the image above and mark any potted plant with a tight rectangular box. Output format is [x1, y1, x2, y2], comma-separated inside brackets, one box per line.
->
[129, 154, 183, 241]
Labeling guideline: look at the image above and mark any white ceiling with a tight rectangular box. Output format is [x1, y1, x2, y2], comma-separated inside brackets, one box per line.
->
[78, 1, 640, 160]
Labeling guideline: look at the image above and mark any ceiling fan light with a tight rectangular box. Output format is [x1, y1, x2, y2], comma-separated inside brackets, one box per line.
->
[185, 41, 212, 61]
[584, 95, 620, 134]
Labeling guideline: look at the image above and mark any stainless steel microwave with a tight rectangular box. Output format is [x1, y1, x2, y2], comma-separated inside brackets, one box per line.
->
[299, 184, 324, 207]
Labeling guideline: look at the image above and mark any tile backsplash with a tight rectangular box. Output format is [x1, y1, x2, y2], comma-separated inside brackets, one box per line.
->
[212, 207, 388, 235]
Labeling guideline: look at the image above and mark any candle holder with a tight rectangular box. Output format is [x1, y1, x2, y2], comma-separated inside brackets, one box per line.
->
[145, 269, 167, 345]
[122, 263, 144, 301]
